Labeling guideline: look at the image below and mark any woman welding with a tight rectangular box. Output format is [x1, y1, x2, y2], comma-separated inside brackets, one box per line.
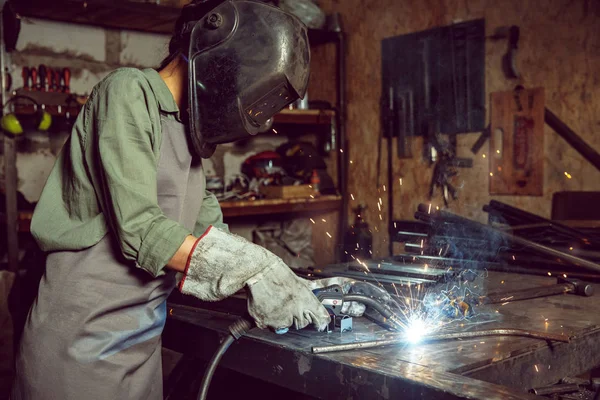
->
[11, 1, 329, 398]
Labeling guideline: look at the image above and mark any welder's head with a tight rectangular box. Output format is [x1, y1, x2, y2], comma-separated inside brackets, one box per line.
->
[161, 0, 310, 158]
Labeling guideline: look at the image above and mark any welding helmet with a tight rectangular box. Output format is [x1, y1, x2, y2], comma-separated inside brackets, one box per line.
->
[185, 0, 310, 158]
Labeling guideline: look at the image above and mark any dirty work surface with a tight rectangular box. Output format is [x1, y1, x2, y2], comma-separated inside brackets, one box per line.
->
[165, 271, 600, 400]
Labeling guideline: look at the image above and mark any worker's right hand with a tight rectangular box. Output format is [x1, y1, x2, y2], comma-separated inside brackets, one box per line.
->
[179, 226, 330, 331]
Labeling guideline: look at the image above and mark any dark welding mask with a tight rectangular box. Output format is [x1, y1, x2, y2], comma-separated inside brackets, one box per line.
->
[186, 0, 310, 158]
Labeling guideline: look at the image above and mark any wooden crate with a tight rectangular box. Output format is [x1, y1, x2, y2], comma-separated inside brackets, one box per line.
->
[260, 185, 317, 199]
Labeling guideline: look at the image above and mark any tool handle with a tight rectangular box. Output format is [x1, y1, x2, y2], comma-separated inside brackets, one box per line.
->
[30, 67, 38, 91]
[53, 69, 61, 92]
[62, 68, 71, 93]
[46, 67, 53, 92]
[21, 67, 31, 90]
[39, 65, 47, 92]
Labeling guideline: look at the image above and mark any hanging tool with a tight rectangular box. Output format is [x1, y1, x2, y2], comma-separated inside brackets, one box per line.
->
[30, 67, 38, 91]
[62, 67, 71, 93]
[489, 25, 520, 79]
[52, 69, 60, 92]
[481, 276, 593, 305]
[21, 66, 31, 91]
[38, 64, 47, 92]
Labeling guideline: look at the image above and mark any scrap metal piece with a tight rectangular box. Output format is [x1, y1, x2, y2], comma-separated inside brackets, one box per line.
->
[311, 329, 570, 354]
[530, 383, 579, 396]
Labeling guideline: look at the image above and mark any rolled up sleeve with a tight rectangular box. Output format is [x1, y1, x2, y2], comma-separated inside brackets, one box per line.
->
[91, 71, 190, 276]
[194, 190, 229, 236]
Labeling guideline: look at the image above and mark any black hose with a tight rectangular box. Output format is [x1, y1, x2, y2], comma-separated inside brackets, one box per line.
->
[197, 335, 235, 400]
[197, 318, 253, 400]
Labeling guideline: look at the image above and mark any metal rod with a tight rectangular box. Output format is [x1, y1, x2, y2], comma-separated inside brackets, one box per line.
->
[416, 206, 600, 275]
[531, 383, 579, 396]
[336, 29, 348, 263]
[545, 108, 600, 172]
[0, 7, 19, 272]
[312, 329, 570, 354]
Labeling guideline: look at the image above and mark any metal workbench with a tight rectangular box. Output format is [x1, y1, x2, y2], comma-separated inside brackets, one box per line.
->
[163, 270, 600, 399]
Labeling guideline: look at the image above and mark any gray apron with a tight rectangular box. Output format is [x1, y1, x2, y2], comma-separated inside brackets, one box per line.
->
[12, 116, 205, 400]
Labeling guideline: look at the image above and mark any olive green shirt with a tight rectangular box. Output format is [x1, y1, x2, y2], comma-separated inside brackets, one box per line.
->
[31, 68, 227, 277]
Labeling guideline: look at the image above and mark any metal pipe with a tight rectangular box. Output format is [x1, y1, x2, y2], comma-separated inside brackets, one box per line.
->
[0, 7, 19, 273]
[415, 206, 600, 275]
[545, 108, 600, 173]
[311, 329, 570, 354]
[336, 29, 348, 263]
[531, 383, 579, 396]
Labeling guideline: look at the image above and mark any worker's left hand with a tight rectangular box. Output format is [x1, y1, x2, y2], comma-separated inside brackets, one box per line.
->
[306, 278, 391, 318]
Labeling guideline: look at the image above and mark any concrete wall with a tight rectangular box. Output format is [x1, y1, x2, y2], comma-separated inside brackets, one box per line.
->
[310, 0, 600, 257]
[0, 18, 170, 204]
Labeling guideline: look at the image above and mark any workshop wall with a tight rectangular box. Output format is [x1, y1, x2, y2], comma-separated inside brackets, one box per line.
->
[310, 0, 600, 257]
[0, 18, 170, 204]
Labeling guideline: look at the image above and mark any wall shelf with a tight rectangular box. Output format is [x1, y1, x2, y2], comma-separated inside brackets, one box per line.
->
[273, 109, 333, 126]
[221, 195, 341, 218]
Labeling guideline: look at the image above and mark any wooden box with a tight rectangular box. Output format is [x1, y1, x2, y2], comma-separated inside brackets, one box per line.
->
[260, 185, 317, 199]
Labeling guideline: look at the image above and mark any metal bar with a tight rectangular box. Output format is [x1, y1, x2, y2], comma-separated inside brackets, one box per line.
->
[416, 207, 600, 275]
[531, 383, 579, 396]
[311, 329, 570, 354]
[545, 108, 600, 172]
[483, 284, 570, 304]
[336, 29, 348, 263]
[0, 7, 19, 272]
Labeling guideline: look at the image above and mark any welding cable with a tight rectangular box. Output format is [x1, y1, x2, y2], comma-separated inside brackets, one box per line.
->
[311, 329, 570, 354]
[342, 294, 404, 330]
[198, 317, 253, 400]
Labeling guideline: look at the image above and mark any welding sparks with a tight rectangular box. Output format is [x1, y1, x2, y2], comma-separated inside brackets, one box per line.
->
[379, 197, 383, 205]
[534, 365, 539, 372]
[350, 160, 353, 164]
[322, 218, 327, 222]
[310, 218, 315, 224]
[428, 203, 432, 214]
[489, 172, 494, 177]
[379, 214, 383, 220]
[399, 178, 403, 185]
[326, 232, 332, 238]
[563, 274, 567, 278]
[350, 194, 355, 200]
[404, 317, 429, 344]
[482, 154, 486, 158]
[340, 149, 343, 153]
[564, 171, 572, 179]
[272, 128, 278, 134]
[383, 185, 386, 192]
[547, 272, 551, 276]
[378, 203, 381, 211]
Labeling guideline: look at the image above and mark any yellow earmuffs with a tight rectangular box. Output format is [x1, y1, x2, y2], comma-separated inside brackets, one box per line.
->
[1, 95, 52, 136]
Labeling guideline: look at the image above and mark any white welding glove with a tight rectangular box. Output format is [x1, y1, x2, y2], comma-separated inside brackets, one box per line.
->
[179, 226, 330, 331]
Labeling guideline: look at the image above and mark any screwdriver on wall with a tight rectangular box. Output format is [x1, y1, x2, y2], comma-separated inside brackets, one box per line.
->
[39, 64, 47, 92]
[30, 67, 38, 91]
[21, 66, 31, 90]
[62, 68, 71, 93]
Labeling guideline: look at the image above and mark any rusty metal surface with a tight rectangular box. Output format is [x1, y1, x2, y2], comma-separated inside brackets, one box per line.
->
[165, 270, 600, 399]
